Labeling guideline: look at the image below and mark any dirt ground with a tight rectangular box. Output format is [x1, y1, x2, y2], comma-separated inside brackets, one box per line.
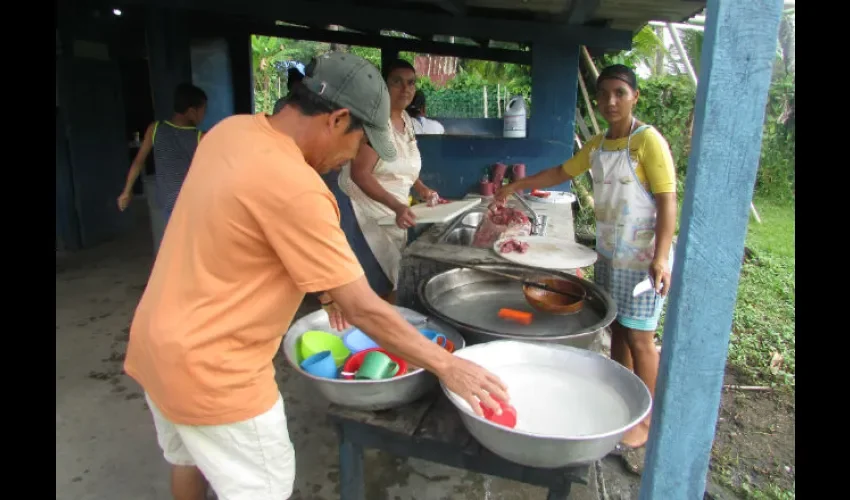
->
[709, 371, 795, 497]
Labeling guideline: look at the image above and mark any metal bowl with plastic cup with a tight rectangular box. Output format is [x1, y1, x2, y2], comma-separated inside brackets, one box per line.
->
[284, 307, 466, 411]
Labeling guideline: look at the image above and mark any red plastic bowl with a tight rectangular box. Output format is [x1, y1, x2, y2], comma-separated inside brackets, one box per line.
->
[480, 397, 518, 428]
[341, 348, 409, 380]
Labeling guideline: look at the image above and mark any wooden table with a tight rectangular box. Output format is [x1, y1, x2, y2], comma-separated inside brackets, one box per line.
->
[327, 393, 590, 500]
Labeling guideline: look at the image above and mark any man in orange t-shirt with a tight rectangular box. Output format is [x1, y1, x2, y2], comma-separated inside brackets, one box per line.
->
[124, 52, 508, 500]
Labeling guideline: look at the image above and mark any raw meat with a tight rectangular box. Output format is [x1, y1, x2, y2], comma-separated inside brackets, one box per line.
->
[498, 238, 530, 254]
[471, 206, 532, 248]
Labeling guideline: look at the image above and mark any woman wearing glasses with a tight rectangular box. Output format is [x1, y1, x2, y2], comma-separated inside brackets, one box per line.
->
[337, 59, 440, 302]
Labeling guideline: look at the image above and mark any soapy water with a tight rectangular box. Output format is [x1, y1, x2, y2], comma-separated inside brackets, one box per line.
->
[458, 365, 633, 437]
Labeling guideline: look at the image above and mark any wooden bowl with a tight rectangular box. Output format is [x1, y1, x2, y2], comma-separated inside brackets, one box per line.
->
[523, 277, 586, 315]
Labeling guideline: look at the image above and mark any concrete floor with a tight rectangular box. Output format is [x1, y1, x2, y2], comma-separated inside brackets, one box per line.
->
[56, 206, 634, 500]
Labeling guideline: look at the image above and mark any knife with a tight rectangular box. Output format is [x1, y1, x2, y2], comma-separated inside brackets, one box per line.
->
[633, 276, 656, 297]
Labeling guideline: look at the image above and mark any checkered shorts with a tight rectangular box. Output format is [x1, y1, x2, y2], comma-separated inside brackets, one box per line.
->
[594, 256, 665, 331]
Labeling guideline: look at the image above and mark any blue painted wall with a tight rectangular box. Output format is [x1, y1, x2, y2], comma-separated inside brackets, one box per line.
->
[415, 136, 572, 199]
[190, 37, 236, 131]
[410, 42, 580, 198]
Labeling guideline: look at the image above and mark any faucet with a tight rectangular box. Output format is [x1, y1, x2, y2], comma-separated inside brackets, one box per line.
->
[512, 193, 548, 236]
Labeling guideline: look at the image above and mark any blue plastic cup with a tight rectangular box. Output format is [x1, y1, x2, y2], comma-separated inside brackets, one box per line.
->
[343, 328, 381, 353]
[300, 351, 338, 379]
[419, 328, 447, 347]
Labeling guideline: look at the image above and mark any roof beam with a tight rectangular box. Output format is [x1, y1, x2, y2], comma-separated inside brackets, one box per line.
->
[247, 21, 531, 64]
[560, 0, 600, 24]
[119, 0, 632, 49]
[401, 0, 466, 17]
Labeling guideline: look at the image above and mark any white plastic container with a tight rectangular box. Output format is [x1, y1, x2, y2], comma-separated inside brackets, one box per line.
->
[503, 95, 527, 138]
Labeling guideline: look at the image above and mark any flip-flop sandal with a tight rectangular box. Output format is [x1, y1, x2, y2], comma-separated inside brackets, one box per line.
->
[618, 444, 647, 476]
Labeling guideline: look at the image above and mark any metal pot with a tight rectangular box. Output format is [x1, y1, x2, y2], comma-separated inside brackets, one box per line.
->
[282, 307, 465, 411]
[442, 341, 652, 468]
[418, 265, 616, 348]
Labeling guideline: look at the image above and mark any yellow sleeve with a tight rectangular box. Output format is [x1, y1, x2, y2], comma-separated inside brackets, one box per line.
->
[561, 134, 600, 178]
[637, 128, 677, 194]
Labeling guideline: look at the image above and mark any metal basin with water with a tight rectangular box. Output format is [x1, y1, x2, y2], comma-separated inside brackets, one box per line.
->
[418, 265, 616, 348]
[442, 341, 652, 468]
[283, 307, 465, 410]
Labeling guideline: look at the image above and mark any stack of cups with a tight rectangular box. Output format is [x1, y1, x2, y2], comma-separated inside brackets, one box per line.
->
[512, 164, 526, 194]
[492, 163, 508, 187]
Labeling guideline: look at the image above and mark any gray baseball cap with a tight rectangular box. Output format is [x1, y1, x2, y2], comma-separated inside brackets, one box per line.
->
[301, 52, 396, 162]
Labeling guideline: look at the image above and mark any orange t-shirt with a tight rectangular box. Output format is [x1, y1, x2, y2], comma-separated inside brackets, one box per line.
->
[124, 114, 365, 426]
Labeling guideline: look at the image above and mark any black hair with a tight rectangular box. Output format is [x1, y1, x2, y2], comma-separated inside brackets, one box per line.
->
[280, 83, 364, 133]
[596, 64, 638, 92]
[382, 59, 416, 81]
[173, 83, 207, 114]
[407, 90, 426, 118]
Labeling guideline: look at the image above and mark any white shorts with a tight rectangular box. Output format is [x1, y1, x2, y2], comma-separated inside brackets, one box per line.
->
[145, 393, 296, 500]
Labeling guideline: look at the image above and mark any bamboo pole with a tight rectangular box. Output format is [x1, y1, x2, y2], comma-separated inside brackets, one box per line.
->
[581, 46, 599, 80]
[577, 72, 600, 134]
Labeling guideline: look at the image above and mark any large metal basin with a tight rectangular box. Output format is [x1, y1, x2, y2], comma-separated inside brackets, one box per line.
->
[283, 307, 465, 411]
[418, 265, 616, 348]
[442, 341, 651, 468]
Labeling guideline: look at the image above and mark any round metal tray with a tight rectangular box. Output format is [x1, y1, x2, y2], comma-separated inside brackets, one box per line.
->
[418, 265, 617, 347]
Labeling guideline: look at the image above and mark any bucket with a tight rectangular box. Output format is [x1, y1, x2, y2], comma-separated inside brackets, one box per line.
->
[503, 95, 527, 139]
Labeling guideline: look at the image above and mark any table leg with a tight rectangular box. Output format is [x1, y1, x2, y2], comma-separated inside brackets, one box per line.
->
[546, 482, 571, 500]
[338, 428, 365, 500]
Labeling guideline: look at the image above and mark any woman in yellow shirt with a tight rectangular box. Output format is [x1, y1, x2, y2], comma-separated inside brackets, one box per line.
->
[494, 65, 677, 474]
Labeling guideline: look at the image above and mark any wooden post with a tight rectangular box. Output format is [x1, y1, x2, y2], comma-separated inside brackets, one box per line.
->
[639, 1, 784, 499]
[665, 21, 763, 224]
[483, 86, 489, 118]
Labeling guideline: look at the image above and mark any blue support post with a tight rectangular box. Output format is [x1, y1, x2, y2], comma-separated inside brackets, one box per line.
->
[529, 43, 578, 191]
[639, 1, 784, 499]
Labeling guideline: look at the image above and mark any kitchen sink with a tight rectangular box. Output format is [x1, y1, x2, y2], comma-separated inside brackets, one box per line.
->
[436, 202, 548, 247]
[443, 227, 477, 246]
[437, 209, 487, 247]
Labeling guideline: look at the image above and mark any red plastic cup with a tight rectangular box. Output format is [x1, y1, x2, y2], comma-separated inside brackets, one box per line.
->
[480, 181, 495, 196]
[512, 163, 526, 180]
[491, 163, 508, 186]
[480, 397, 517, 428]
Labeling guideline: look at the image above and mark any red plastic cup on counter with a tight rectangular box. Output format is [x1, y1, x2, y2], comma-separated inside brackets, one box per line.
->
[491, 163, 508, 186]
[480, 181, 495, 196]
[512, 163, 526, 180]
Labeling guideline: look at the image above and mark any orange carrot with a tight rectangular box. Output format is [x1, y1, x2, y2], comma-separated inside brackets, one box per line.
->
[498, 308, 533, 325]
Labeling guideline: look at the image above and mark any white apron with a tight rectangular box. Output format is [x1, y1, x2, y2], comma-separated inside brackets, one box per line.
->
[591, 119, 672, 324]
[338, 112, 422, 289]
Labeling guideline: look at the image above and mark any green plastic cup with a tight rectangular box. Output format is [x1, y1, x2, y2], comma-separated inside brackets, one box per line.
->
[355, 351, 400, 380]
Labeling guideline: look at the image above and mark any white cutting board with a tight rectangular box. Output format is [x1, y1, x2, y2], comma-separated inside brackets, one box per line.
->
[524, 191, 577, 205]
[377, 199, 481, 226]
[493, 235, 598, 270]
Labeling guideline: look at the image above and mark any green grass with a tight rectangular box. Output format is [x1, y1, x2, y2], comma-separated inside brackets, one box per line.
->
[728, 198, 795, 387]
[743, 481, 796, 500]
[578, 197, 796, 388]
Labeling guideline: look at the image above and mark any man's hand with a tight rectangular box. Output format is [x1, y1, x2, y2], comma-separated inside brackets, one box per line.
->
[491, 184, 516, 209]
[649, 257, 672, 296]
[425, 190, 440, 207]
[394, 205, 417, 229]
[117, 191, 132, 211]
[439, 357, 510, 416]
[320, 294, 349, 331]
